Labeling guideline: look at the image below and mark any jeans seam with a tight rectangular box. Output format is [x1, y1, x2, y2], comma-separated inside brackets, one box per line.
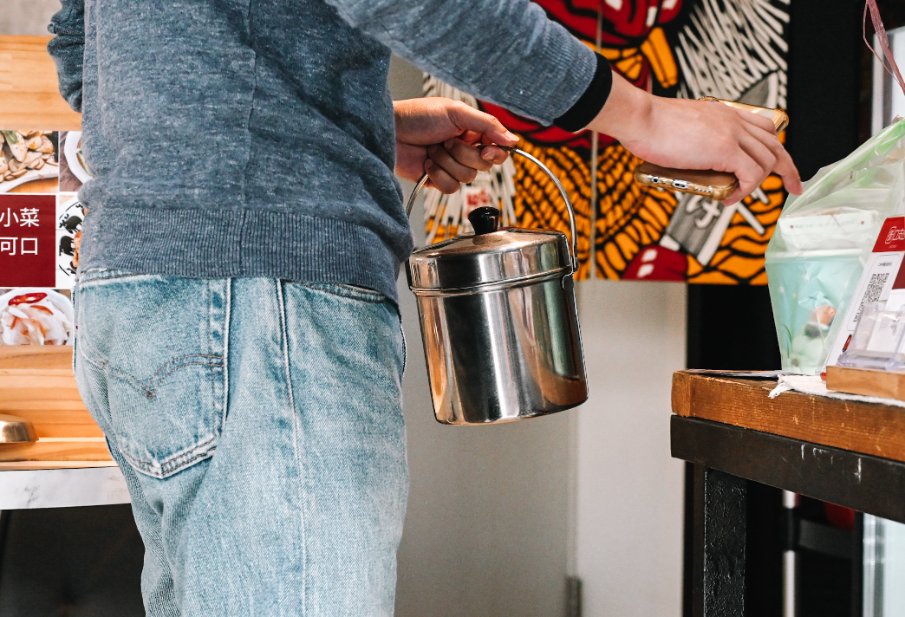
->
[118, 433, 218, 479]
[277, 279, 306, 613]
[77, 344, 152, 398]
[306, 282, 386, 303]
[221, 279, 232, 434]
[79, 345, 224, 400]
[76, 269, 163, 287]
[146, 357, 224, 397]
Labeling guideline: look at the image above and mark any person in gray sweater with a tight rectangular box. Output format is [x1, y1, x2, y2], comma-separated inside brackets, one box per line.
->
[48, 0, 800, 615]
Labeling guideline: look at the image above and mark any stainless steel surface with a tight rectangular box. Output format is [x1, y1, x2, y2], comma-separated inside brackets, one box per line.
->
[408, 228, 571, 292]
[404, 146, 579, 270]
[0, 413, 36, 443]
[406, 144, 588, 425]
[415, 274, 586, 425]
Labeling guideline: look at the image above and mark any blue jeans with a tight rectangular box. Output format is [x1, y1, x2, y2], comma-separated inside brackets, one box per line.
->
[73, 271, 408, 616]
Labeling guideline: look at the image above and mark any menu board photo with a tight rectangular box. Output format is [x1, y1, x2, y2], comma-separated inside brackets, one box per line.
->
[0, 128, 88, 346]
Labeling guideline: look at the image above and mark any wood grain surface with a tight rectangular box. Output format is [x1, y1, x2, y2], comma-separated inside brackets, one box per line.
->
[672, 370, 905, 463]
[0, 35, 81, 130]
[825, 365, 905, 401]
[0, 346, 109, 461]
[0, 460, 116, 471]
[0, 438, 109, 462]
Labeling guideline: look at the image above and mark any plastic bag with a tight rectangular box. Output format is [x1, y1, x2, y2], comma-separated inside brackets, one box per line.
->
[766, 119, 905, 374]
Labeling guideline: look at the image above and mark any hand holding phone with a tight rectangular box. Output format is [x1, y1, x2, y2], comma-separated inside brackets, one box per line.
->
[633, 98, 789, 201]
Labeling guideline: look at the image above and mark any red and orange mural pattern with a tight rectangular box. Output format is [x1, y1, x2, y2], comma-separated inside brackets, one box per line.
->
[425, 0, 790, 285]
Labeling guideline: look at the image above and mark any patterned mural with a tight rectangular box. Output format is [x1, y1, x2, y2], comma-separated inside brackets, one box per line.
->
[423, 0, 790, 284]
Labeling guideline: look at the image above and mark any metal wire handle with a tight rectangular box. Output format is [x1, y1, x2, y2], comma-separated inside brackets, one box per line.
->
[404, 145, 579, 271]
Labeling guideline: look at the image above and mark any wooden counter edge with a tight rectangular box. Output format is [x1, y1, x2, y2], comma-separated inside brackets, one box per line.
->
[671, 370, 905, 463]
[671, 371, 777, 417]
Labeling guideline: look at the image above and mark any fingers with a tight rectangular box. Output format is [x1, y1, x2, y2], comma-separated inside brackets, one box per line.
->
[729, 130, 774, 201]
[698, 100, 802, 202]
[733, 108, 803, 197]
[425, 143, 478, 192]
[448, 102, 519, 147]
[423, 137, 511, 193]
[394, 142, 427, 183]
[725, 122, 802, 204]
[424, 159, 462, 194]
[761, 135, 802, 196]
[480, 145, 509, 165]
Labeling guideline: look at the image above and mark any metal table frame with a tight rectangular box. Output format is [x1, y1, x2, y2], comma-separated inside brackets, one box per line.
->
[672, 415, 905, 617]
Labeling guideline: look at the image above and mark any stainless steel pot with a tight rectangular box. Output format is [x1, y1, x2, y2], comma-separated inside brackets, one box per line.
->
[405, 147, 588, 425]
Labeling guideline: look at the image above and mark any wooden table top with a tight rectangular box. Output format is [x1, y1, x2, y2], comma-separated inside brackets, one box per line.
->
[672, 370, 905, 464]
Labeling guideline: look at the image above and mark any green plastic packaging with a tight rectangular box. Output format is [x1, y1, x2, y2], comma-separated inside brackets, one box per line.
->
[766, 119, 905, 374]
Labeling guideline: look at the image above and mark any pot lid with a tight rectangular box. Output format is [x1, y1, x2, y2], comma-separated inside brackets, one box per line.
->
[407, 207, 572, 292]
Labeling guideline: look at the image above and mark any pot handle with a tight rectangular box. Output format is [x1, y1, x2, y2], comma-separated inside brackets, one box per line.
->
[404, 146, 579, 271]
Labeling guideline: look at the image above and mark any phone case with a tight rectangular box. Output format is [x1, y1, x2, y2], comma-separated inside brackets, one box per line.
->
[633, 162, 738, 201]
[633, 98, 788, 201]
[700, 97, 789, 132]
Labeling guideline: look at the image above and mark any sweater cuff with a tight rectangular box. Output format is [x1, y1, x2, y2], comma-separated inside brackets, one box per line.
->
[553, 54, 613, 132]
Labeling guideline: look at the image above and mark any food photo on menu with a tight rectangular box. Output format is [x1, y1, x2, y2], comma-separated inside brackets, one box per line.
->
[56, 194, 84, 285]
[58, 130, 92, 192]
[0, 288, 74, 346]
[0, 130, 59, 194]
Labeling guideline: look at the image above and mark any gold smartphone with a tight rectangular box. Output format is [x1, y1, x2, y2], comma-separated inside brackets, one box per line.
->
[633, 98, 789, 201]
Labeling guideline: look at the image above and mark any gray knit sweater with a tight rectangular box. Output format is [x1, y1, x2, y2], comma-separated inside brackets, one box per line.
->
[48, 0, 599, 302]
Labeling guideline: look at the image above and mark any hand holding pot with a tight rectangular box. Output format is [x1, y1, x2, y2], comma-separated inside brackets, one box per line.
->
[406, 149, 587, 425]
[393, 97, 519, 193]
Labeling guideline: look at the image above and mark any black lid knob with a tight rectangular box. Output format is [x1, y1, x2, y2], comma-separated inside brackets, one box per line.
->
[468, 206, 500, 235]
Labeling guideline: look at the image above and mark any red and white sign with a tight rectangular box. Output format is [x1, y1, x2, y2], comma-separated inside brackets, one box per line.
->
[827, 217, 905, 365]
[0, 194, 56, 287]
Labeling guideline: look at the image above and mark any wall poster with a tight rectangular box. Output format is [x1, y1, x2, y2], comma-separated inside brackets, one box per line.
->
[423, 0, 791, 284]
[0, 129, 89, 346]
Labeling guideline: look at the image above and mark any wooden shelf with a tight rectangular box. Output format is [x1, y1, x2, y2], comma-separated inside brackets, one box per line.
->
[0, 346, 110, 463]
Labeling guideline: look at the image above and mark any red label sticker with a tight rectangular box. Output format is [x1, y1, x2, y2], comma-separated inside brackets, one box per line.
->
[0, 194, 56, 287]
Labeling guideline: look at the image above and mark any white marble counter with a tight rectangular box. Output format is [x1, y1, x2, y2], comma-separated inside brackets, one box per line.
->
[0, 463, 129, 509]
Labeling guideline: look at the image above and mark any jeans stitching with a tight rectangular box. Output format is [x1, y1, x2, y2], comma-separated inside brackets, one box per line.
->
[145, 356, 224, 397]
[79, 344, 223, 400]
[76, 270, 167, 287]
[77, 340, 224, 477]
[221, 280, 232, 434]
[118, 433, 218, 479]
[277, 279, 306, 614]
[306, 282, 386, 303]
[75, 273, 231, 482]
[77, 344, 153, 398]
[78, 345, 223, 476]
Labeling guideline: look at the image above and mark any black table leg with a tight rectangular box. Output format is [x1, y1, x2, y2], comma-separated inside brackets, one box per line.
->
[692, 465, 748, 617]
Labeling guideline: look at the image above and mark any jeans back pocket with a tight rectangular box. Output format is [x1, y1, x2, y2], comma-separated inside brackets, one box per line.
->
[74, 271, 228, 479]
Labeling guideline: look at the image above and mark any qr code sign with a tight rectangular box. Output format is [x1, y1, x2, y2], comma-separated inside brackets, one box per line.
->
[854, 271, 891, 325]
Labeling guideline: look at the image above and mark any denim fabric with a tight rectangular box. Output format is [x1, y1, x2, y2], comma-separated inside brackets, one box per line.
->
[73, 270, 408, 616]
[47, 0, 597, 302]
